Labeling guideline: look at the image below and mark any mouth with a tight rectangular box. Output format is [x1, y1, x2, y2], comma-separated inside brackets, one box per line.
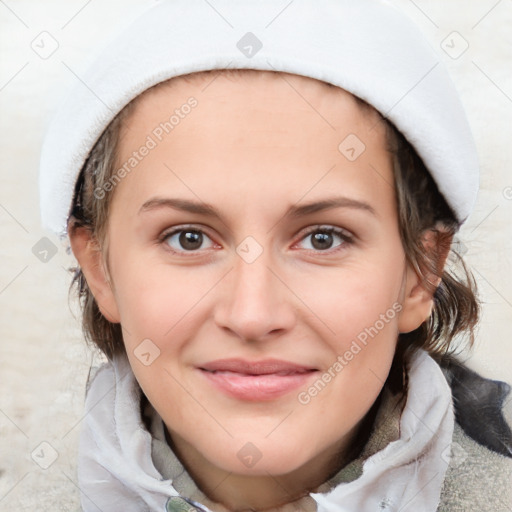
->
[200, 358, 317, 375]
[198, 359, 318, 401]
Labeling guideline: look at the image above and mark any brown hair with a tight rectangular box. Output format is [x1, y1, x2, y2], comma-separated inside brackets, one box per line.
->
[68, 69, 479, 384]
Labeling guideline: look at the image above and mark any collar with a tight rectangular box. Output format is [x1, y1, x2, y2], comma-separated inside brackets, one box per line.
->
[78, 349, 454, 512]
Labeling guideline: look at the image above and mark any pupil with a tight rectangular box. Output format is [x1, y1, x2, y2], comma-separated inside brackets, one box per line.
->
[312, 232, 332, 250]
[180, 231, 202, 250]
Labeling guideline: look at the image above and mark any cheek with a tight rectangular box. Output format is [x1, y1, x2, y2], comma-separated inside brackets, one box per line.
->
[116, 265, 209, 423]
[296, 257, 403, 346]
[292, 259, 402, 419]
[111, 257, 212, 345]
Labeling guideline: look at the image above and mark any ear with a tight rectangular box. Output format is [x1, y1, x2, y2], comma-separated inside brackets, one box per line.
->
[398, 227, 453, 334]
[68, 221, 121, 324]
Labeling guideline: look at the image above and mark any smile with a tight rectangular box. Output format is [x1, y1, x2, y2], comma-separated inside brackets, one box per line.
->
[198, 359, 318, 401]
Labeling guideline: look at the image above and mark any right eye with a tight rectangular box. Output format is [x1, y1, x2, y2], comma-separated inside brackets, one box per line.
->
[160, 226, 217, 254]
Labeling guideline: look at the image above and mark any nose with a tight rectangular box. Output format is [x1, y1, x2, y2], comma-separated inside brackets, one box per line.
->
[214, 247, 296, 343]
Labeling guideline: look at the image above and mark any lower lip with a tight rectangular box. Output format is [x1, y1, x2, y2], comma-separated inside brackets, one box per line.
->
[199, 370, 317, 401]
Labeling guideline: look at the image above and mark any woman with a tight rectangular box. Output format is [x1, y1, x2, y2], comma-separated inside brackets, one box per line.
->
[38, 1, 512, 510]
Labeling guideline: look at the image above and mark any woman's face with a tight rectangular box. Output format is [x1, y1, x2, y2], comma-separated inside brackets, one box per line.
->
[86, 71, 429, 488]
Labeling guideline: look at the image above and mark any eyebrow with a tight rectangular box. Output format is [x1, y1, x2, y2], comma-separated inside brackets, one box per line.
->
[138, 196, 376, 219]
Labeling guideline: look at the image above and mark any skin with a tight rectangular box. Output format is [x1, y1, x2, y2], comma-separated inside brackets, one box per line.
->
[70, 71, 442, 511]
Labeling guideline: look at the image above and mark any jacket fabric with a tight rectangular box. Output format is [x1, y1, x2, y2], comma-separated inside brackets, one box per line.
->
[77, 349, 512, 511]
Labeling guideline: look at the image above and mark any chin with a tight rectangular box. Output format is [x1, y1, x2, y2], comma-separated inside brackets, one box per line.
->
[201, 437, 317, 476]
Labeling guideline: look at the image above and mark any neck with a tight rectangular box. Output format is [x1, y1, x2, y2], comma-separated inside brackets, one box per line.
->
[168, 434, 345, 511]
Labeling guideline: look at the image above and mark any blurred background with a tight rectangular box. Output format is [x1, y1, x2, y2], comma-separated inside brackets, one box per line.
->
[1, 0, 511, 509]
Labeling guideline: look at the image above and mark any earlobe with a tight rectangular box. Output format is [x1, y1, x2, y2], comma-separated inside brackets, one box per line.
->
[68, 222, 121, 324]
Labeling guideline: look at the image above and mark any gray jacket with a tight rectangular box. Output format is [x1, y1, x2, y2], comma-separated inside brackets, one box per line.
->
[437, 359, 512, 511]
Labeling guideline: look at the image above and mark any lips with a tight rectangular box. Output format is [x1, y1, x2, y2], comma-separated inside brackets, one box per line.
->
[198, 358, 318, 401]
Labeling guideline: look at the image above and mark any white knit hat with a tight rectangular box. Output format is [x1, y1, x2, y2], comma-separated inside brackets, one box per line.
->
[39, 0, 480, 238]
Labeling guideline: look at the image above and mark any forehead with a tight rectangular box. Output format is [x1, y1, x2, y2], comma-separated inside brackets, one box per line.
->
[120, 69, 388, 162]
[112, 69, 393, 220]
[129, 69, 380, 125]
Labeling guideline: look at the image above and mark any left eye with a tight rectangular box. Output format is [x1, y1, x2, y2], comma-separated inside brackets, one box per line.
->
[162, 227, 215, 253]
[296, 226, 352, 252]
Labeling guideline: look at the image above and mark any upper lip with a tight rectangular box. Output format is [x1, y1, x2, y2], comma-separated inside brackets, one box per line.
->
[199, 358, 317, 375]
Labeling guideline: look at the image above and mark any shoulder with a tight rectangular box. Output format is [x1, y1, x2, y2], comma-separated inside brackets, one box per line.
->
[436, 357, 512, 511]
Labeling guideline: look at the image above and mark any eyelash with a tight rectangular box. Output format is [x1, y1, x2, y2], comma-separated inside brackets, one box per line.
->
[159, 225, 354, 256]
